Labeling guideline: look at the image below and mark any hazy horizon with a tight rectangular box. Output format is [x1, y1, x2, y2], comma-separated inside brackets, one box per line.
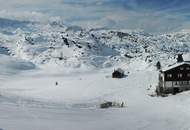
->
[0, 0, 190, 33]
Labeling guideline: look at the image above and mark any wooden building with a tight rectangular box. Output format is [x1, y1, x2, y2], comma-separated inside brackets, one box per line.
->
[157, 62, 190, 94]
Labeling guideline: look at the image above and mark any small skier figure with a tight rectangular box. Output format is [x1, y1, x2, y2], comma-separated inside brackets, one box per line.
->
[121, 102, 124, 107]
[55, 81, 58, 86]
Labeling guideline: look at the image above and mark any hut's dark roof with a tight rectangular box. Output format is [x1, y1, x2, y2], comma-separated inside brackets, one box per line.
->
[114, 68, 124, 73]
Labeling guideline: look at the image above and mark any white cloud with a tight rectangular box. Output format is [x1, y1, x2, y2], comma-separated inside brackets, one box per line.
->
[0, 0, 188, 33]
[0, 10, 50, 23]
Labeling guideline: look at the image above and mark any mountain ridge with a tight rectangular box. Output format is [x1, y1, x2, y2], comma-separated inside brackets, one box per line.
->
[0, 21, 190, 70]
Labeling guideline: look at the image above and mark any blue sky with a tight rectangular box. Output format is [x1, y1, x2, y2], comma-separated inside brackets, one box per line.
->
[0, 0, 190, 33]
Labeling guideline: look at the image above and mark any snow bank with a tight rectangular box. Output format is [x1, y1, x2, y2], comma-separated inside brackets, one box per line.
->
[0, 55, 35, 75]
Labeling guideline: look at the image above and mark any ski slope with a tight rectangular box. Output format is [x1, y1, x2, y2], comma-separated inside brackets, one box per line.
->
[1, 54, 190, 130]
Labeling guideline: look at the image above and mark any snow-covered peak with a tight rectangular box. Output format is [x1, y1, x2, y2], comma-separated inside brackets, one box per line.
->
[1, 21, 190, 70]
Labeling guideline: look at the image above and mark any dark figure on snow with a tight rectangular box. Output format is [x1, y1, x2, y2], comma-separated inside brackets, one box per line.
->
[121, 102, 124, 107]
[156, 61, 161, 70]
[177, 54, 184, 63]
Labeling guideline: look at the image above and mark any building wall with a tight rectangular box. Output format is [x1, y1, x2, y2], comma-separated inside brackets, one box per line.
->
[165, 81, 172, 88]
[158, 73, 165, 88]
[172, 81, 190, 88]
[164, 81, 190, 88]
[164, 81, 190, 93]
[164, 64, 190, 81]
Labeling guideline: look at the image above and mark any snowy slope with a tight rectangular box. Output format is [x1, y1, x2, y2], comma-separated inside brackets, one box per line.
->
[1, 20, 190, 130]
[1, 57, 190, 130]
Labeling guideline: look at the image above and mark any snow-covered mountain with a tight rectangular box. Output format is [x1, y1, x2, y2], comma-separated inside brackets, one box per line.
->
[0, 20, 190, 71]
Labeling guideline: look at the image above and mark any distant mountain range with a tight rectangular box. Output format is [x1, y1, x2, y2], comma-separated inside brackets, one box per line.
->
[0, 19, 189, 69]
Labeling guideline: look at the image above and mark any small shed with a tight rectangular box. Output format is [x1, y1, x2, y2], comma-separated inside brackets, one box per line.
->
[112, 68, 125, 78]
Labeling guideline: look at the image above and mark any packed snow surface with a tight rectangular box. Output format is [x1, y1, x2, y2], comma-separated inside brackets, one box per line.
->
[1, 21, 190, 130]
